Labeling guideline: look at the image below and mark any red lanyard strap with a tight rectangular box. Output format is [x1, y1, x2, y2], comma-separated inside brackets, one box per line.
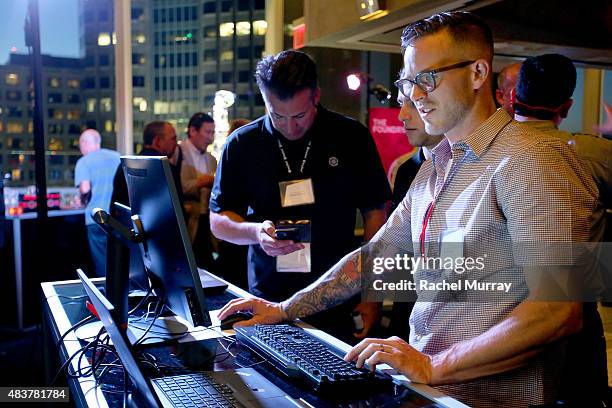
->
[419, 201, 435, 257]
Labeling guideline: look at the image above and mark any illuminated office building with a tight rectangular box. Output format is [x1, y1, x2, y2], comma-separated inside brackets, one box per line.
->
[0, 54, 83, 186]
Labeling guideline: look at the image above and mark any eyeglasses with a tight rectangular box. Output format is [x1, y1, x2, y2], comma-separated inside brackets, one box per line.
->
[394, 60, 475, 97]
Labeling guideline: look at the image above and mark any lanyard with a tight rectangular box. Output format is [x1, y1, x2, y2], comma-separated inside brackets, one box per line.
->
[277, 138, 312, 176]
[419, 154, 464, 257]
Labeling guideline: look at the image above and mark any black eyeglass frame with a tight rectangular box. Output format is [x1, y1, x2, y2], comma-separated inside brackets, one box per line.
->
[395, 60, 476, 97]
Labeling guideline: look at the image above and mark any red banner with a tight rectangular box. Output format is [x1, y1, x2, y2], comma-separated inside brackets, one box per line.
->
[369, 107, 413, 174]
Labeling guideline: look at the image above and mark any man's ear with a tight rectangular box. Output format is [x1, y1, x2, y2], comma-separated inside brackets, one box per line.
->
[312, 87, 321, 105]
[472, 59, 491, 90]
[560, 99, 573, 119]
[495, 89, 504, 106]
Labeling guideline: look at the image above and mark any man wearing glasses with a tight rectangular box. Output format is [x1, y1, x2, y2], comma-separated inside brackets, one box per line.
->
[210, 50, 391, 339]
[218, 12, 601, 407]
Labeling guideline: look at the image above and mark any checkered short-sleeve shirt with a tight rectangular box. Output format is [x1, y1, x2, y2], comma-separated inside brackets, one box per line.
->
[372, 108, 599, 407]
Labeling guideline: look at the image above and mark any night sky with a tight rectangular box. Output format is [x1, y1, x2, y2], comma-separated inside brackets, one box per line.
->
[0, 0, 80, 64]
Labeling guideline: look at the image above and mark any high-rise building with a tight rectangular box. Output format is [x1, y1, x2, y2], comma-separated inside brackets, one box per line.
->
[0, 0, 269, 187]
[0, 54, 83, 186]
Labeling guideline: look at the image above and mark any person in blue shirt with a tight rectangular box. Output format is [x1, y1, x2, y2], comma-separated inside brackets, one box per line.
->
[75, 129, 120, 276]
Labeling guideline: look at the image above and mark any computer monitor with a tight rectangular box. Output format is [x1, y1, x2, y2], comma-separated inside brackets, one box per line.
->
[77, 268, 160, 408]
[121, 156, 211, 328]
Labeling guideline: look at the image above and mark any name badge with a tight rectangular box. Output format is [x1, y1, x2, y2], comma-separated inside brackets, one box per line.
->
[279, 179, 315, 207]
[277, 243, 311, 273]
[439, 228, 464, 267]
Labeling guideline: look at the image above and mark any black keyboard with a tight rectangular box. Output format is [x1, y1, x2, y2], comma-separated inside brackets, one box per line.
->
[152, 373, 243, 408]
[235, 324, 390, 393]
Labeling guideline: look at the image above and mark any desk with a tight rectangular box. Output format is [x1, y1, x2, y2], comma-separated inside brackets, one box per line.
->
[9, 209, 85, 330]
[42, 275, 467, 408]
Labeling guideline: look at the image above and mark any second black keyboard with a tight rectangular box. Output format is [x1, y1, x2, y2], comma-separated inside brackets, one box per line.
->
[234, 324, 390, 393]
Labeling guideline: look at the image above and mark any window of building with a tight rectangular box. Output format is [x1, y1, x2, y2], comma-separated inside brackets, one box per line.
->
[100, 77, 110, 88]
[153, 9, 159, 23]
[99, 54, 110, 66]
[255, 0, 265, 9]
[133, 76, 145, 87]
[219, 22, 234, 37]
[85, 55, 95, 67]
[133, 97, 147, 112]
[185, 76, 191, 89]
[5, 73, 19, 86]
[162, 77, 167, 90]
[48, 93, 62, 104]
[48, 77, 61, 88]
[161, 8, 166, 23]
[236, 21, 250, 36]
[155, 77, 160, 91]
[86, 98, 96, 113]
[85, 120, 96, 129]
[7, 122, 24, 133]
[168, 7, 175, 22]
[154, 32, 159, 45]
[67, 94, 80, 104]
[203, 2, 216, 13]
[254, 45, 264, 58]
[253, 20, 267, 36]
[238, 46, 251, 59]
[255, 93, 264, 106]
[176, 7, 182, 22]
[192, 75, 198, 90]
[68, 124, 80, 134]
[132, 7, 144, 20]
[135, 34, 146, 44]
[238, 70, 250, 82]
[220, 50, 233, 61]
[169, 77, 175, 90]
[133, 53, 146, 65]
[49, 155, 64, 165]
[238, 0, 250, 11]
[67, 79, 80, 88]
[203, 25, 216, 38]
[98, 32, 112, 46]
[177, 76, 183, 90]
[169, 54, 175, 68]
[104, 120, 113, 133]
[222, 72, 233, 83]
[204, 49, 217, 61]
[48, 109, 63, 120]
[177, 53, 183, 67]
[100, 98, 112, 112]
[221, 0, 233, 12]
[66, 110, 80, 120]
[191, 6, 197, 20]
[204, 73, 216, 84]
[6, 90, 21, 101]
[191, 52, 197, 66]
[48, 124, 64, 134]
[83, 77, 95, 89]
[7, 107, 22, 118]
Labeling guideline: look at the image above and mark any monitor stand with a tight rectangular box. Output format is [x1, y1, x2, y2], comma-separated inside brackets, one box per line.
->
[74, 316, 189, 345]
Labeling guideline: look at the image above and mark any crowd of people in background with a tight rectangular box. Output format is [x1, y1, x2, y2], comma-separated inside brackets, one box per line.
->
[72, 10, 612, 407]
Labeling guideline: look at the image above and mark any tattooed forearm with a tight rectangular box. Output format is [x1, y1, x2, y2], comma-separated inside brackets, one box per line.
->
[280, 248, 362, 320]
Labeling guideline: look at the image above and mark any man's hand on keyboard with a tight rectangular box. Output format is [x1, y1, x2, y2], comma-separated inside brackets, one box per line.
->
[344, 336, 433, 384]
[218, 297, 288, 327]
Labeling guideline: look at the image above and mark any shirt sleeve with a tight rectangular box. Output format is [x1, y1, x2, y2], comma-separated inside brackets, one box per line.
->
[352, 124, 392, 212]
[74, 157, 89, 187]
[209, 135, 248, 215]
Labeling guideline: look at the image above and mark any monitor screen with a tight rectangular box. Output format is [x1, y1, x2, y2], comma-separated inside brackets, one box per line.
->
[121, 156, 211, 328]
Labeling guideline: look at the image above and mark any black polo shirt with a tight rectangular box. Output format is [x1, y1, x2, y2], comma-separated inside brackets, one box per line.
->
[210, 106, 391, 301]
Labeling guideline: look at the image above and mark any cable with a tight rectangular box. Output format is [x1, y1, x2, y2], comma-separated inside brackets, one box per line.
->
[56, 314, 96, 349]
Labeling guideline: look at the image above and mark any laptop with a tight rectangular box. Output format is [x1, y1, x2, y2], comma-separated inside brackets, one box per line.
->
[77, 269, 298, 408]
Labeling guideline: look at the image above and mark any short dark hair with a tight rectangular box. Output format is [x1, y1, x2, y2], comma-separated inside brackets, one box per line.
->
[187, 112, 214, 136]
[514, 54, 576, 120]
[143, 121, 169, 145]
[401, 11, 493, 59]
[254, 50, 318, 100]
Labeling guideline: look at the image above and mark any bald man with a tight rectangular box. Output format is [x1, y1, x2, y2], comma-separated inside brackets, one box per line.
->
[75, 129, 121, 276]
[495, 62, 521, 115]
